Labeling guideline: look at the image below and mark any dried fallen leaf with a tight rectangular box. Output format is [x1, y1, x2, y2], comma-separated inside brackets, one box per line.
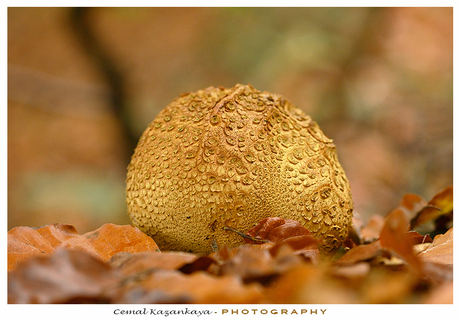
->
[7, 224, 78, 270]
[7, 184, 454, 305]
[117, 268, 264, 304]
[269, 235, 320, 264]
[243, 217, 320, 262]
[380, 208, 422, 272]
[8, 248, 118, 303]
[418, 227, 453, 265]
[246, 217, 313, 243]
[215, 244, 304, 285]
[110, 251, 215, 276]
[421, 261, 453, 284]
[217, 245, 275, 282]
[410, 186, 453, 229]
[334, 240, 382, 265]
[398, 193, 427, 218]
[8, 223, 159, 270]
[407, 231, 433, 245]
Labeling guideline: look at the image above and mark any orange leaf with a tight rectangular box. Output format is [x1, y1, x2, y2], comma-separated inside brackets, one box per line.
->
[8, 223, 159, 270]
[110, 251, 215, 276]
[407, 231, 432, 244]
[8, 249, 118, 303]
[246, 217, 313, 243]
[410, 186, 453, 229]
[244, 217, 320, 262]
[398, 193, 427, 217]
[418, 227, 453, 265]
[380, 209, 422, 271]
[334, 240, 382, 265]
[218, 245, 278, 282]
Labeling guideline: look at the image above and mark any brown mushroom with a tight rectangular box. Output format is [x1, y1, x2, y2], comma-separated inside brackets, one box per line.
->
[126, 84, 353, 255]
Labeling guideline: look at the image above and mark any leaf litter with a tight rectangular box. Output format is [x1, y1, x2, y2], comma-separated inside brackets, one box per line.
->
[8, 186, 453, 304]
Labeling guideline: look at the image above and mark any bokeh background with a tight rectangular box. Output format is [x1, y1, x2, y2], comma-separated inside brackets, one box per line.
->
[8, 7, 453, 233]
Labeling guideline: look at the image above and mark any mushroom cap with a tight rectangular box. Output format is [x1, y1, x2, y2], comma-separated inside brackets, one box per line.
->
[126, 84, 353, 254]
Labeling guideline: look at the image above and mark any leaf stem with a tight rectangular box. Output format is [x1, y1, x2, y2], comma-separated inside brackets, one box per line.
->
[223, 226, 269, 243]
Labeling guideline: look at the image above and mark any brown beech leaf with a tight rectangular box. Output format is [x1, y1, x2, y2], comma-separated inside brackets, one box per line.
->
[207, 244, 272, 276]
[8, 224, 79, 270]
[8, 248, 119, 304]
[418, 227, 453, 265]
[397, 193, 427, 218]
[269, 235, 320, 263]
[215, 244, 304, 284]
[334, 240, 382, 265]
[407, 231, 432, 245]
[8, 223, 159, 270]
[380, 208, 422, 271]
[246, 217, 313, 243]
[117, 268, 264, 304]
[110, 251, 215, 276]
[242, 217, 320, 262]
[410, 186, 453, 229]
[421, 262, 453, 284]
[213, 245, 275, 281]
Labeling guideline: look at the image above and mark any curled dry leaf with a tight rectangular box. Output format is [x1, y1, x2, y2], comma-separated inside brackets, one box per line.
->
[334, 240, 382, 265]
[8, 248, 118, 304]
[246, 217, 313, 243]
[418, 227, 453, 265]
[410, 186, 453, 229]
[397, 193, 427, 218]
[379, 208, 422, 272]
[358, 193, 426, 245]
[334, 206, 433, 273]
[8, 223, 159, 271]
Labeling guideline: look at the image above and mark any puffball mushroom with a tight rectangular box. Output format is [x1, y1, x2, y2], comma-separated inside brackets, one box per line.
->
[126, 84, 353, 255]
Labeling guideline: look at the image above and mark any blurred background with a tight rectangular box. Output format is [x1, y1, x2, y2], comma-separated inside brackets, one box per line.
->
[8, 7, 453, 233]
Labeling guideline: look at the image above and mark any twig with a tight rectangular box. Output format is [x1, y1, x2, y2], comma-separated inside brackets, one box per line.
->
[223, 226, 270, 243]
